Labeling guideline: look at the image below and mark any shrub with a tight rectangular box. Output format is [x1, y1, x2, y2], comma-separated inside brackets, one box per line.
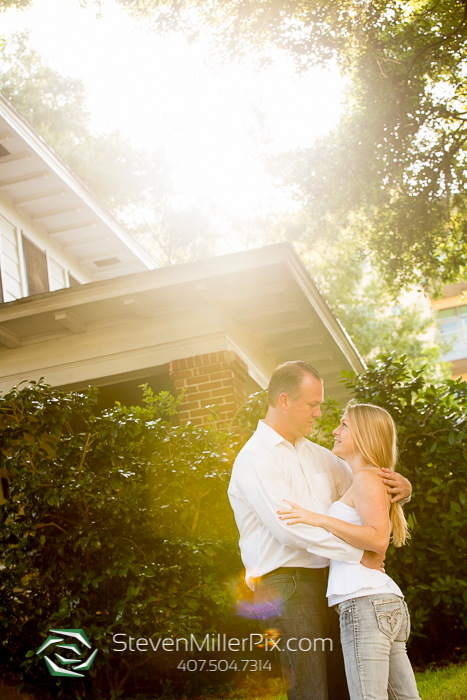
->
[240, 358, 467, 663]
[342, 356, 467, 663]
[0, 382, 245, 699]
[2, 354, 466, 700]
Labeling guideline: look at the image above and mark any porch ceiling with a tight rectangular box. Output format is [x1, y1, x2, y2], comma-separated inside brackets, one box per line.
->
[0, 244, 365, 401]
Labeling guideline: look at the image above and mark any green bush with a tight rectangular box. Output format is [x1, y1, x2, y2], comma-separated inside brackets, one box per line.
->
[2, 356, 466, 700]
[238, 359, 467, 663]
[342, 356, 467, 664]
[0, 382, 246, 699]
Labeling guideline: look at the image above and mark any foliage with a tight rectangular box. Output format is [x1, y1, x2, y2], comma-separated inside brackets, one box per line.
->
[0, 382, 243, 699]
[134, 202, 217, 266]
[2, 357, 466, 700]
[118, 0, 467, 291]
[0, 33, 170, 214]
[234, 389, 343, 452]
[236, 361, 467, 662]
[0, 0, 31, 9]
[292, 237, 448, 376]
[0, 32, 219, 266]
[343, 356, 467, 663]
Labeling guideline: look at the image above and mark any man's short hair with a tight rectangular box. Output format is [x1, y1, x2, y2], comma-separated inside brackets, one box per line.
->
[268, 361, 322, 407]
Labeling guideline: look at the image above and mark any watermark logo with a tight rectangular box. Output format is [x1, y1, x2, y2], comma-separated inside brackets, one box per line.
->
[36, 628, 98, 678]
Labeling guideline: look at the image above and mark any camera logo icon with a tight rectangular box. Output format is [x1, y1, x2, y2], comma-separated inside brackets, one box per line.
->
[36, 628, 98, 678]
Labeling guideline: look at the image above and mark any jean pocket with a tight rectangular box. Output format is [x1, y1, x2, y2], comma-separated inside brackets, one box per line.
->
[255, 575, 297, 619]
[372, 597, 406, 640]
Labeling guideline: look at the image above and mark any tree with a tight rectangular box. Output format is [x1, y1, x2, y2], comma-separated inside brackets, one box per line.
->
[0, 0, 31, 9]
[0, 33, 170, 214]
[291, 234, 448, 375]
[0, 382, 247, 699]
[342, 356, 467, 663]
[133, 201, 217, 266]
[0, 32, 219, 266]
[117, 0, 467, 292]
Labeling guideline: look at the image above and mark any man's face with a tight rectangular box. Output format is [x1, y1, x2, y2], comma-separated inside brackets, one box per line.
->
[281, 374, 324, 440]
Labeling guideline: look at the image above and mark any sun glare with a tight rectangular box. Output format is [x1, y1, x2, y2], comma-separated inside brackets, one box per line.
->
[1, 0, 344, 218]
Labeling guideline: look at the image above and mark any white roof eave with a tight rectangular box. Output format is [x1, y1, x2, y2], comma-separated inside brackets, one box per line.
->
[0, 93, 159, 272]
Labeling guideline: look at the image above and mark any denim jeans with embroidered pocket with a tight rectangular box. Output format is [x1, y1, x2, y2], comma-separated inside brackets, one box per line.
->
[337, 593, 420, 700]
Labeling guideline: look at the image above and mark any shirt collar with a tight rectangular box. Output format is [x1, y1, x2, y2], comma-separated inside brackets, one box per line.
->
[255, 419, 307, 450]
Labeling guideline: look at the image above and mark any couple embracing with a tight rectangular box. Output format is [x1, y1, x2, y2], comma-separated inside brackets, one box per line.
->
[228, 361, 421, 700]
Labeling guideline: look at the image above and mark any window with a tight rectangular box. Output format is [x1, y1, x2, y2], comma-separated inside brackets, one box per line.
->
[48, 258, 66, 292]
[22, 235, 49, 296]
[0, 221, 76, 303]
[437, 305, 467, 361]
[0, 218, 23, 302]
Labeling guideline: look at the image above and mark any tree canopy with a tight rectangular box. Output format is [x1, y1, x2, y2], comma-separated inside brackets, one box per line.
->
[0, 33, 170, 213]
[116, 0, 467, 292]
[0, 33, 217, 266]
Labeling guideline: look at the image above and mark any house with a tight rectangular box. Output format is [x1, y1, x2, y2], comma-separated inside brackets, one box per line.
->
[0, 91, 365, 426]
[0, 91, 368, 700]
[431, 281, 467, 381]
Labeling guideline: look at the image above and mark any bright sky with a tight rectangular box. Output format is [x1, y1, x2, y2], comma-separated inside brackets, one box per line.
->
[1, 0, 344, 218]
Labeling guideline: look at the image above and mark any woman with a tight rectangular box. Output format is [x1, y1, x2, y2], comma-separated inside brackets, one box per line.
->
[278, 402, 420, 700]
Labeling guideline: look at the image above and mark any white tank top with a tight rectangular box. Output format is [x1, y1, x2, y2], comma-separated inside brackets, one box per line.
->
[326, 501, 403, 607]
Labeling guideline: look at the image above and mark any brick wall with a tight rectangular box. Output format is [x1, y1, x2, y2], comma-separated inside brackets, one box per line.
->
[166, 351, 249, 426]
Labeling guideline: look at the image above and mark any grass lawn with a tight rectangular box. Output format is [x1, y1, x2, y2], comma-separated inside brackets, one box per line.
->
[415, 663, 467, 700]
[205, 662, 467, 700]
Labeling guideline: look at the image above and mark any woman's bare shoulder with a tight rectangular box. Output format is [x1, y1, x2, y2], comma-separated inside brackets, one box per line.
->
[353, 468, 391, 505]
[353, 468, 385, 490]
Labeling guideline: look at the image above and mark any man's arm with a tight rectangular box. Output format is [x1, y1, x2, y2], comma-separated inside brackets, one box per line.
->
[279, 471, 390, 553]
[236, 452, 363, 564]
[379, 468, 412, 504]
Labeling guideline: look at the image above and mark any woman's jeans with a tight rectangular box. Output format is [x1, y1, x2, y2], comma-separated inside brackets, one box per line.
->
[336, 594, 420, 700]
[254, 567, 350, 700]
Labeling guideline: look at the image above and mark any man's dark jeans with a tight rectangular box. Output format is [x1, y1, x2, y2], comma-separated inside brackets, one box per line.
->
[254, 567, 350, 700]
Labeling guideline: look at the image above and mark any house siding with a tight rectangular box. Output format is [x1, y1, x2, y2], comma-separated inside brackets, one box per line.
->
[0, 192, 93, 300]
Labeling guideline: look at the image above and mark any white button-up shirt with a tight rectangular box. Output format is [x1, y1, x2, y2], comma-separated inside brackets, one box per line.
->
[228, 420, 363, 590]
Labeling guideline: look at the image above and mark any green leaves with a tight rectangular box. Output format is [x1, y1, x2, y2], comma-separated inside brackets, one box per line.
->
[343, 355, 467, 659]
[0, 381, 243, 698]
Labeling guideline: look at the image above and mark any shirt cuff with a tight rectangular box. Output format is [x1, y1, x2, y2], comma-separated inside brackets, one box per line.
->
[345, 543, 364, 564]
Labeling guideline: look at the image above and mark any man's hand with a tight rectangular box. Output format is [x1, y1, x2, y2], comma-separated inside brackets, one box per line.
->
[361, 550, 385, 573]
[378, 467, 412, 504]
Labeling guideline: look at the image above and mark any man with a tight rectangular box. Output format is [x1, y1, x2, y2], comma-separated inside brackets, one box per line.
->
[228, 361, 411, 700]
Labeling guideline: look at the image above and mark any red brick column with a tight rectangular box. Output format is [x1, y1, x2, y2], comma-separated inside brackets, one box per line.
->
[166, 351, 248, 426]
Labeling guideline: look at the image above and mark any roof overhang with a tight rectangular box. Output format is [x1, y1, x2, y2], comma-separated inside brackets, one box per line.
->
[0, 93, 159, 278]
[0, 243, 365, 402]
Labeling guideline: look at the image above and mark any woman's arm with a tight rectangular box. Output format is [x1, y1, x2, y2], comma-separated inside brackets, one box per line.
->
[278, 471, 390, 554]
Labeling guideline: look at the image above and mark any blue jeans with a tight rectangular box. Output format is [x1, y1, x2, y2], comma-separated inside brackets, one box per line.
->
[337, 594, 420, 700]
[254, 568, 350, 700]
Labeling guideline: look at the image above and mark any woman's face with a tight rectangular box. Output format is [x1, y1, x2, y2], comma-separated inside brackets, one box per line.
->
[332, 412, 356, 459]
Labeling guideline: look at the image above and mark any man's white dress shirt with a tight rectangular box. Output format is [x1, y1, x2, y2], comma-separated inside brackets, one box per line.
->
[228, 420, 364, 590]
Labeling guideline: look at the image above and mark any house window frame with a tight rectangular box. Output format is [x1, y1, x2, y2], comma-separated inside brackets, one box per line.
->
[437, 305, 467, 356]
[0, 220, 76, 303]
[0, 214, 27, 302]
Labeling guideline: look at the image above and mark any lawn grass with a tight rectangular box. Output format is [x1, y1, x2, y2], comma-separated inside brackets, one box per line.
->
[415, 663, 467, 700]
[200, 662, 467, 700]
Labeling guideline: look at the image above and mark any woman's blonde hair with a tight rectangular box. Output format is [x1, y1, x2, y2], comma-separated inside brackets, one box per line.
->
[345, 402, 409, 547]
